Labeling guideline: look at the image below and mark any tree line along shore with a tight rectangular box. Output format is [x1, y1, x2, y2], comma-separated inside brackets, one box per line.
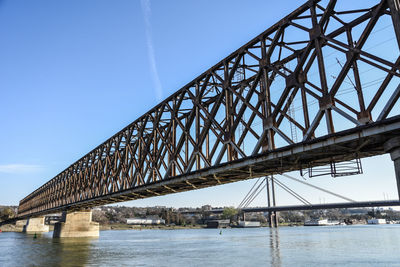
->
[1, 204, 400, 231]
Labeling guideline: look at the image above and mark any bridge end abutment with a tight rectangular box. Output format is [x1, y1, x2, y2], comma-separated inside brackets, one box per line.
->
[22, 217, 49, 234]
[384, 137, 400, 200]
[53, 210, 99, 238]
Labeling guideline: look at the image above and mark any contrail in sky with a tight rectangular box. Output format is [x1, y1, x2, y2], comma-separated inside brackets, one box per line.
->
[140, 0, 163, 101]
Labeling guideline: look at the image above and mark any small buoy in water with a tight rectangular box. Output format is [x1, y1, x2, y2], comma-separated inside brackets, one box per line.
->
[219, 230, 222, 235]
[33, 233, 37, 239]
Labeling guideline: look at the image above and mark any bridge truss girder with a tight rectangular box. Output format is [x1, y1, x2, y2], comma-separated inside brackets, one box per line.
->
[18, 0, 400, 217]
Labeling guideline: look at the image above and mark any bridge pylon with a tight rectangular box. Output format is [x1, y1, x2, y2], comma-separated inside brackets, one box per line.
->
[266, 176, 278, 228]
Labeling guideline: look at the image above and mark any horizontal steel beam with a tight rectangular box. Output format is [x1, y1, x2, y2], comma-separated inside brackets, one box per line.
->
[242, 200, 400, 212]
[179, 200, 400, 214]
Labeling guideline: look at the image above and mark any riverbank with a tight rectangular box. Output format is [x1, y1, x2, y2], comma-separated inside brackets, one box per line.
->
[0, 220, 377, 232]
[0, 223, 206, 232]
[100, 224, 205, 231]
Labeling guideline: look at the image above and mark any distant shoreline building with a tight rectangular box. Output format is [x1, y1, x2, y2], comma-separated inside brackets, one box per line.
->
[304, 219, 341, 226]
[126, 218, 165, 225]
[206, 219, 230, 228]
[367, 219, 386, 224]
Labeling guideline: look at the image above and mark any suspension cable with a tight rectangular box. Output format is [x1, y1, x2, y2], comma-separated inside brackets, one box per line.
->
[273, 177, 312, 206]
[238, 177, 263, 208]
[242, 179, 267, 208]
[281, 173, 355, 202]
[239, 179, 266, 209]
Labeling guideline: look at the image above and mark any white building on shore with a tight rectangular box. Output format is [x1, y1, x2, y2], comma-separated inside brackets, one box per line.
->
[367, 219, 386, 224]
[126, 218, 165, 225]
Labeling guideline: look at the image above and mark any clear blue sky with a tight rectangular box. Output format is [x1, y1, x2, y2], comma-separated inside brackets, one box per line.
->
[0, 0, 398, 208]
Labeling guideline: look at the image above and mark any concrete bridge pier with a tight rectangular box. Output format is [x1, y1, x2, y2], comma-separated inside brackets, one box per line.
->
[53, 210, 99, 238]
[384, 137, 400, 200]
[22, 217, 49, 233]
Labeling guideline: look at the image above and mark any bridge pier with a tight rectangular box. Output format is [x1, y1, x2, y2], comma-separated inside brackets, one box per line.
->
[384, 137, 400, 200]
[268, 211, 278, 228]
[53, 210, 99, 238]
[22, 217, 49, 234]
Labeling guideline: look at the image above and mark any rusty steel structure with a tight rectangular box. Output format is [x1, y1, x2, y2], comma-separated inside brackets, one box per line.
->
[18, 0, 400, 218]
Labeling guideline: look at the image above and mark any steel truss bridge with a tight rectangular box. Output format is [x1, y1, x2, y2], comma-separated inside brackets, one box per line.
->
[17, 0, 400, 219]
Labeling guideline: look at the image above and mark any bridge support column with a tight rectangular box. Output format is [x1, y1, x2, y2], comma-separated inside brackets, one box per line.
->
[268, 211, 278, 228]
[384, 137, 400, 200]
[53, 210, 99, 238]
[266, 176, 278, 228]
[22, 217, 49, 233]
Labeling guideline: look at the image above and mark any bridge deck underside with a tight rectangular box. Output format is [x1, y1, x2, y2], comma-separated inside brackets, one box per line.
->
[17, 117, 400, 219]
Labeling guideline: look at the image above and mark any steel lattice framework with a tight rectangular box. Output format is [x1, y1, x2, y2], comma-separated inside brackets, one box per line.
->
[18, 0, 400, 217]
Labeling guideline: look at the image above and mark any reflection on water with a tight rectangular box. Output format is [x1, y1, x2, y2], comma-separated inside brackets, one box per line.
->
[1, 225, 400, 266]
[269, 228, 281, 267]
[52, 237, 95, 267]
[0, 232, 96, 267]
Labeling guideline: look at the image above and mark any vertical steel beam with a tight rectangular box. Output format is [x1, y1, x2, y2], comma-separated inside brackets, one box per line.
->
[185, 116, 189, 168]
[206, 104, 210, 159]
[171, 99, 176, 177]
[388, 0, 400, 52]
[224, 61, 235, 161]
[260, 40, 275, 152]
[152, 116, 157, 182]
[195, 83, 201, 169]
[345, 29, 369, 123]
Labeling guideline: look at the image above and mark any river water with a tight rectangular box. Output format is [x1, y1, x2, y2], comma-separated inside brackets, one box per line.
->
[0, 225, 399, 266]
